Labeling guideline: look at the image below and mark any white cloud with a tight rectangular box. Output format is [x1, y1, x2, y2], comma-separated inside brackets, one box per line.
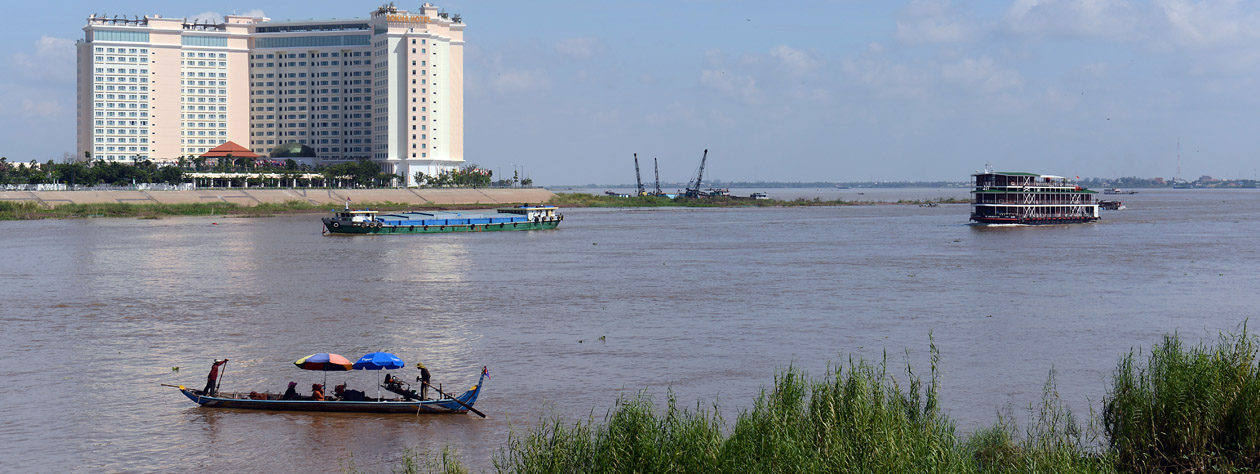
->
[699, 69, 760, 104]
[941, 57, 1023, 93]
[1043, 86, 1080, 111]
[868, 42, 886, 55]
[555, 38, 601, 60]
[238, 9, 266, 19]
[896, 0, 974, 44]
[703, 49, 724, 68]
[769, 45, 821, 75]
[10, 36, 75, 83]
[491, 70, 548, 94]
[841, 59, 930, 100]
[21, 99, 62, 118]
[1154, 0, 1260, 48]
[1003, 0, 1141, 41]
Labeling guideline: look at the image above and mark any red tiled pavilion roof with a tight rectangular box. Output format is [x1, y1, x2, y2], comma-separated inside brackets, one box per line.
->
[200, 141, 260, 159]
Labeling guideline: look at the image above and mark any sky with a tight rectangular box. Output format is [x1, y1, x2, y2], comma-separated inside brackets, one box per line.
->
[4, 0, 1260, 185]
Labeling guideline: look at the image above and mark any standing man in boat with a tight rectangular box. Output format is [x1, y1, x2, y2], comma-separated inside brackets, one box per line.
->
[202, 359, 228, 395]
[418, 363, 431, 400]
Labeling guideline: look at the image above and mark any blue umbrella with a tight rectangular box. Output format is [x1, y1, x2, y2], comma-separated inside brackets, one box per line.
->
[354, 352, 405, 400]
[353, 352, 405, 370]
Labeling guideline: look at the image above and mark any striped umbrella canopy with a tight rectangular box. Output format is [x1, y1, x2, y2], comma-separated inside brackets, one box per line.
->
[352, 352, 405, 370]
[294, 353, 354, 371]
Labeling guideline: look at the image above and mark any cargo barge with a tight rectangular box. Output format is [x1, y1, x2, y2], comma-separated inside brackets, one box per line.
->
[323, 205, 562, 235]
[971, 170, 1099, 225]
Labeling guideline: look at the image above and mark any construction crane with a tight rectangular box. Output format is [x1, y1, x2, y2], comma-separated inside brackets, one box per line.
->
[653, 157, 663, 196]
[633, 153, 646, 196]
[684, 149, 708, 198]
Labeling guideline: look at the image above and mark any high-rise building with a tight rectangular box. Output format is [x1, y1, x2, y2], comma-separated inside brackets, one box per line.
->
[76, 3, 464, 185]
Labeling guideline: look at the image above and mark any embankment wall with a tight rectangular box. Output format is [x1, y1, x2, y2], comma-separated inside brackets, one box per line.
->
[0, 188, 556, 207]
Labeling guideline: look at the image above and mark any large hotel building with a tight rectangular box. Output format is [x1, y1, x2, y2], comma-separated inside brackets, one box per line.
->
[76, 3, 464, 185]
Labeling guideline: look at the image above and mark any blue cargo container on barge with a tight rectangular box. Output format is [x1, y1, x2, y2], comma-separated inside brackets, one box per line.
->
[322, 205, 563, 235]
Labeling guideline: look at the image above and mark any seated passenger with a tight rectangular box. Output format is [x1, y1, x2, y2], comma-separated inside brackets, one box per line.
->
[281, 381, 298, 400]
[311, 383, 325, 401]
[334, 384, 346, 400]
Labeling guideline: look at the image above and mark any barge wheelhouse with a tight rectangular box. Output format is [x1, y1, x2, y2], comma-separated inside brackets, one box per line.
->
[970, 171, 1099, 225]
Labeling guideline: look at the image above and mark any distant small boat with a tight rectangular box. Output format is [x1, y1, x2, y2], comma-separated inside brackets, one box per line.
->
[1103, 188, 1137, 195]
[750, 192, 769, 200]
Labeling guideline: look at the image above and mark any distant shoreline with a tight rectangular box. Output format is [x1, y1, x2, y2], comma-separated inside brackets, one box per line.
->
[0, 189, 967, 220]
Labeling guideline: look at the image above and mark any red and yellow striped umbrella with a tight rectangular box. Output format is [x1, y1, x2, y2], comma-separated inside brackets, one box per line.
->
[294, 353, 353, 371]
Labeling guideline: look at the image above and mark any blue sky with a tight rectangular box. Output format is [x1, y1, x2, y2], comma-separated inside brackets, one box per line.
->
[4, 1, 1260, 184]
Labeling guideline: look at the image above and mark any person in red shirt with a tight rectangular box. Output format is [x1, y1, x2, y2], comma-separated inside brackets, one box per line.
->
[202, 359, 228, 395]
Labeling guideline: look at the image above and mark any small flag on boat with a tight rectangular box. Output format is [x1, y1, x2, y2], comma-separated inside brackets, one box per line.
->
[482, 366, 491, 379]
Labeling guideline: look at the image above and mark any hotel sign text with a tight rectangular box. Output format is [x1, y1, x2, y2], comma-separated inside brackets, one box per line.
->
[387, 14, 430, 24]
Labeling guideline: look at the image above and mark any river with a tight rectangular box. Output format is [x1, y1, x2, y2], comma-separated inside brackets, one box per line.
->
[1, 188, 1257, 472]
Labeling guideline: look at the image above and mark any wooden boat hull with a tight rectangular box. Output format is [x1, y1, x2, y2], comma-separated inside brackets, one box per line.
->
[323, 219, 559, 234]
[178, 372, 485, 414]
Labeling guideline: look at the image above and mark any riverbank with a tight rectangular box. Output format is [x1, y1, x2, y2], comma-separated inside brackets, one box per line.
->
[0, 188, 556, 207]
[0, 190, 967, 220]
[372, 326, 1260, 474]
[0, 188, 556, 220]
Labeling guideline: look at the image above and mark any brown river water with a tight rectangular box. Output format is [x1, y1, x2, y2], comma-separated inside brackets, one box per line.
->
[2, 188, 1258, 472]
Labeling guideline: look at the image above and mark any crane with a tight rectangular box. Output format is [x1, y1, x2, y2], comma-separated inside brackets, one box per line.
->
[653, 157, 663, 196]
[684, 149, 708, 198]
[633, 153, 646, 196]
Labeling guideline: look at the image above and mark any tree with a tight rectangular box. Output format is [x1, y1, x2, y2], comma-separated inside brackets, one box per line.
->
[156, 166, 185, 185]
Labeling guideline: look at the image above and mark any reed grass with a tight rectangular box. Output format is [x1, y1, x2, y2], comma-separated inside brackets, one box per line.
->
[1103, 325, 1260, 473]
[489, 327, 1260, 474]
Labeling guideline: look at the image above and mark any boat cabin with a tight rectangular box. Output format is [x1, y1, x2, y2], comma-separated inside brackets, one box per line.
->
[497, 205, 559, 221]
[332, 210, 379, 223]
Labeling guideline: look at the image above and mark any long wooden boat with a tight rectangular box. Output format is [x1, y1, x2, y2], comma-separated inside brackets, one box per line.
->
[322, 205, 562, 235]
[174, 369, 486, 414]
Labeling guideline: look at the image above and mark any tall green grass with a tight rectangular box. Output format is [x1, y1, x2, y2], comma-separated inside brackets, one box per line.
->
[489, 327, 1260, 474]
[1104, 325, 1260, 473]
[494, 341, 1100, 473]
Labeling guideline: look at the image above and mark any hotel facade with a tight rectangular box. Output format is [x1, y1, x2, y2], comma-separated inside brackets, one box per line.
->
[76, 3, 464, 185]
